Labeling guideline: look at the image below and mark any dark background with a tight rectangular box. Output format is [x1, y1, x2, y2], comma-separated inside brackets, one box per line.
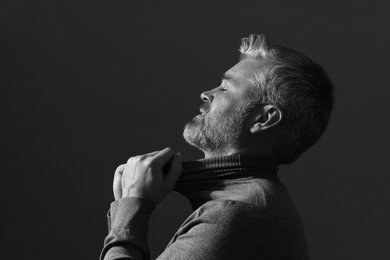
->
[1, 0, 389, 259]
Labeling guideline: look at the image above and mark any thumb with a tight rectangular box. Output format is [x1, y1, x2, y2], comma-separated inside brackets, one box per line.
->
[165, 152, 183, 187]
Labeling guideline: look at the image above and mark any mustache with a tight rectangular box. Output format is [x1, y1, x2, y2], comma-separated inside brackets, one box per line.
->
[199, 103, 210, 113]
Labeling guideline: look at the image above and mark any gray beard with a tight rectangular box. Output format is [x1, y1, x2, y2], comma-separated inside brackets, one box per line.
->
[182, 108, 247, 154]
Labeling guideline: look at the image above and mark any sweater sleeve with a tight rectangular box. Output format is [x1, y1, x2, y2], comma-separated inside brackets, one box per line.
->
[100, 197, 156, 260]
[101, 199, 270, 260]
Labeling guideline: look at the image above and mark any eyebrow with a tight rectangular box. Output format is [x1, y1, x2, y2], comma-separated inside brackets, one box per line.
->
[221, 73, 239, 85]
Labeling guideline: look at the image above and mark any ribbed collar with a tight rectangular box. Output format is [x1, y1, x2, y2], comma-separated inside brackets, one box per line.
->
[173, 154, 279, 197]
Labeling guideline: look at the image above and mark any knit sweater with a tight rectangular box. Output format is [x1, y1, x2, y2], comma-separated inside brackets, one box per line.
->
[100, 155, 309, 260]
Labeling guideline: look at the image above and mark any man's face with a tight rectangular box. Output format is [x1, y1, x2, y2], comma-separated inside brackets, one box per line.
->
[183, 58, 263, 156]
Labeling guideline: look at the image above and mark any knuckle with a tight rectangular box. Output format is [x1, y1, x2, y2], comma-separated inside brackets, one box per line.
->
[139, 154, 148, 161]
[115, 164, 124, 172]
[142, 158, 153, 167]
[127, 154, 153, 167]
[127, 156, 140, 163]
[138, 155, 151, 166]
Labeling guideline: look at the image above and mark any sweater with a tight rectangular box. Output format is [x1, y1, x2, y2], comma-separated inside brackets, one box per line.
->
[100, 155, 309, 260]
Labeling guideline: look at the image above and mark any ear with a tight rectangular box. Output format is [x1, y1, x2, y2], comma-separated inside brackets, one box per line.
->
[250, 105, 282, 134]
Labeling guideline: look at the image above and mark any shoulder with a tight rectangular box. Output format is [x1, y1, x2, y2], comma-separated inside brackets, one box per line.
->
[221, 177, 288, 210]
[179, 199, 270, 235]
[199, 199, 268, 218]
[166, 199, 272, 259]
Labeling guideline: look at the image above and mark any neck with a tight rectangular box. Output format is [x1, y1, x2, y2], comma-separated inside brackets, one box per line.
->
[203, 148, 278, 161]
[202, 132, 278, 159]
[180, 154, 279, 176]
[174, 154, 280, 210]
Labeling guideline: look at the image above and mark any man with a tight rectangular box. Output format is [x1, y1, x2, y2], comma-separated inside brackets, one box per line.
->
[100, 34, 334, 259]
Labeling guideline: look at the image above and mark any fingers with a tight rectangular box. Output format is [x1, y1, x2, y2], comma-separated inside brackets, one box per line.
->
[165, 152, 183, 187]
[114, 148, 183, 204]
[144, 150, 161, 157]
[152, 147, 182, 186]
[113, 164, 125, 200]
[153, 147, 176, 165]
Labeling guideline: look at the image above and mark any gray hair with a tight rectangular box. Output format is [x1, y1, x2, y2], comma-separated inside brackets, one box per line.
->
[239, 34, 334, 164]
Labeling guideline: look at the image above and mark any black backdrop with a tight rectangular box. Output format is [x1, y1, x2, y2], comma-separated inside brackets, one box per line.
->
[1, 1, 389, 259]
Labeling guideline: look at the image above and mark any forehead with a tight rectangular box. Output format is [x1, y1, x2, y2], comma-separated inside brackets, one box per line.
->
[226, 58, 265, 80]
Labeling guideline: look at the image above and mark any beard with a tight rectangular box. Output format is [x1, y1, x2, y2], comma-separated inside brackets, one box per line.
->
[183, 104, 251, 154]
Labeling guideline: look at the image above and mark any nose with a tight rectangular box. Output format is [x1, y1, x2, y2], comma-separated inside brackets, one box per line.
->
[201, 90, 213, 102]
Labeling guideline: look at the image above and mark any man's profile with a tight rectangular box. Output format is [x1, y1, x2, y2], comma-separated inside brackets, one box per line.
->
[100, 34, 334, 260]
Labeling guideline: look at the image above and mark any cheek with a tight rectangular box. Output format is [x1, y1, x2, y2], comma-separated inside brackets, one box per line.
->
[207, 103, 236, 125]
[210, 97, 236, 115]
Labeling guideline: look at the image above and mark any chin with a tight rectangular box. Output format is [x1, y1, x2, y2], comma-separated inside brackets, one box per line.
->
[183, 120, 206, 149]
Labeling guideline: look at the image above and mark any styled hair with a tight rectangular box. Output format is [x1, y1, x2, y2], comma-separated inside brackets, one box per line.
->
[239, 34, 334, 164]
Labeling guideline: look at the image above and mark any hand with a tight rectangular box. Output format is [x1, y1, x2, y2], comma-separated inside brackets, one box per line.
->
[112, 148, 183, 204]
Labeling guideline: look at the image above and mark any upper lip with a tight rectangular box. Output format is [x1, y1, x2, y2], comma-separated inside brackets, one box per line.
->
[199, 104, 210, 115]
